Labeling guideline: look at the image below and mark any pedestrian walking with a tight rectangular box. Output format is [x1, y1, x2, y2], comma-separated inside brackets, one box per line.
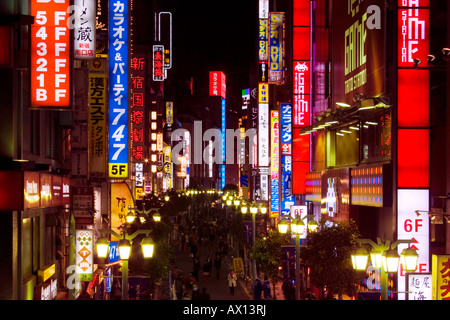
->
[198, 287, 211, 300]
[253, 277, 263, 300]
[227, 269, 237, 296]
[213, 252, 222, 279]
[192, 256, 201, 282]
[202, 258, 211, 280]
[262, 276, 271, 300]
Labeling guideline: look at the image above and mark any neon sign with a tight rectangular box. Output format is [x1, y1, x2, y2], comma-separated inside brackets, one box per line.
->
[30, 0, 70, 108]
[108, 0, 129, 178]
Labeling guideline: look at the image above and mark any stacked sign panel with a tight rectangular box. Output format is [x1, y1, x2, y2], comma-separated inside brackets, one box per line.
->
[209, 71, 226, 189]
[108, 0, 129, 178]
[292, 0, 311, 195]
[130, 54, 146, 199]
[280, 103, 294, 215]
[396, 0, 430, 300]
[30, 0, 71, 108]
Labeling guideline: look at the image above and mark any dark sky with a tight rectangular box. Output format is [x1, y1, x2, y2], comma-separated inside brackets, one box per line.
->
[168, 0, 259, 103]
[132, 0, 259, 111]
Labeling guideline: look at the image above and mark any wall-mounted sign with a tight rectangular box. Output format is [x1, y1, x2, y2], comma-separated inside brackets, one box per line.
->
[152, 45, 164, 81]
[209, 71, 226, 99]
[268, 12, 285, 84]
[74, 0, 96, 59]
[432, 255, 450, 300]
[75, 229, 94, 281]
[30, 0, 71, 108]
[108, 0, 129, 178]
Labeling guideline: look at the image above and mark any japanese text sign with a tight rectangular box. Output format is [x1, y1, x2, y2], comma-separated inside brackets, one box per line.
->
[108, 0, 129, 178]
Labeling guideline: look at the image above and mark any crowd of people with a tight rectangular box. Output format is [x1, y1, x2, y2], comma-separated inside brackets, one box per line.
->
[168, 202, 232, 300]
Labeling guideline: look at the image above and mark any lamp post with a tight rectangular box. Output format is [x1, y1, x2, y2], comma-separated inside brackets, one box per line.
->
[96, 210, 156, 300]
[278, 214, 317, 300]
[351, 237, 419, 300]
[241, 203, 267, 281]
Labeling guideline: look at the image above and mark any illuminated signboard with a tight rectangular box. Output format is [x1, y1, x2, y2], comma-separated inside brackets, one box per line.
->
[270, 111, 279, 217]
[258, 103, 269, 167]
[397, 189, 429, 300]
[293, 61, 310, 127]
[242, 88, 250, 110]
[290, 205, 307, 239]
[268, 12, 285, 84]
[396, 1, 430, 300]
[291, 0, 311, 196]
[153, 45, 164, 81]
[280, 103, 294, 215]
[332, 0, 385, 106]
[88, 62, 107, 175]
[166, 101, 173, 126]
[259, 0, 269, 19]
[258, 83, 269, 103]
[259, 19, 268, 61]
[350, 165, 384, 207]
[108, 241, 120, 263]
[75, 229, 94, 281]
[432, 255, 450, 300]
[74, 0, 96, 59]
[108, 0, 129, 178]
[30, 0, 71, 108]
[220, 98, 226, 189]
[130, 54, 145, 164]
[209, 71, 226, 99]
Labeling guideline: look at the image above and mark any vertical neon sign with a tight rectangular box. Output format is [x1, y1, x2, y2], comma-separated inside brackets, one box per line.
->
[396, 0, 430, 300]
[108, 0, 129, 178]
[291, 0, 311, 195]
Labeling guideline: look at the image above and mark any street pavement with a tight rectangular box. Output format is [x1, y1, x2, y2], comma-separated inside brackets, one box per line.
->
[171, 240, 251, 300]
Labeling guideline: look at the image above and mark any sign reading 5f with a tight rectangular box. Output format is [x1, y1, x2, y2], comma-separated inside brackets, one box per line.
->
[108, 0, 129, 178]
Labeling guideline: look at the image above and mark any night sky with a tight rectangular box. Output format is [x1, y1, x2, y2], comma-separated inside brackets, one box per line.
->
[164, 0, 259, 106]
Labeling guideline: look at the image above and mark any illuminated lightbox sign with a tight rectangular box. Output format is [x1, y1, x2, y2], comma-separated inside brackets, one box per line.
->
[209, 71, 226, 99]
[268, 12, 285, 84]
[74, 0, 95, 59]
[293, 61, 310, 127]
[130, 54, 145, 163]
[31, 0, 71, 108]
[108, 0, 129, 178]
[270, 111, 279, 216]
[153, 45, 164, 81]
[75, 229, 94, 281]
[398, 0, 429, 68]
[350, 165, 384, 207]
[258, 103, 269, 167]
[259, 19, 268, 61]
[397, 189, 429, 300]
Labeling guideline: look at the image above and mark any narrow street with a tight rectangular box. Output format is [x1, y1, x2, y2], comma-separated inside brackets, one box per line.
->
[170, 240, 251, 300]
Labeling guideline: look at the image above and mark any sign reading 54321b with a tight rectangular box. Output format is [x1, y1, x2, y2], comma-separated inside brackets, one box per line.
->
[31, 0, 71, 108]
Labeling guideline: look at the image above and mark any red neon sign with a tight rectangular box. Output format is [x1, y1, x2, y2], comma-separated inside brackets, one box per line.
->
[31, 0, 71, 108]
[209, 71, 226, 99]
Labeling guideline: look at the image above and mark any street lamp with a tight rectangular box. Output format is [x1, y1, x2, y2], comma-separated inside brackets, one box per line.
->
[241, 202, 267, 281]
[96, 225, 155, 300]
[351, 238, 418, 300]
[278, 214, 317, 300]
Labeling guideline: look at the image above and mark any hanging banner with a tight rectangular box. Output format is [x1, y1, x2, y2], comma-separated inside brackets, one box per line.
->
[75, 229, 94, 281]
[108, 0, 129, 178]
[268, 12, 285, 84]
[88, 69, 107, 175]
[74, 0, 96, 59]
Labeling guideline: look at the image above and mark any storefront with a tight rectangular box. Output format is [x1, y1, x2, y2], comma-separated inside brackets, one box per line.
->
[0, 170, 70, 300]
